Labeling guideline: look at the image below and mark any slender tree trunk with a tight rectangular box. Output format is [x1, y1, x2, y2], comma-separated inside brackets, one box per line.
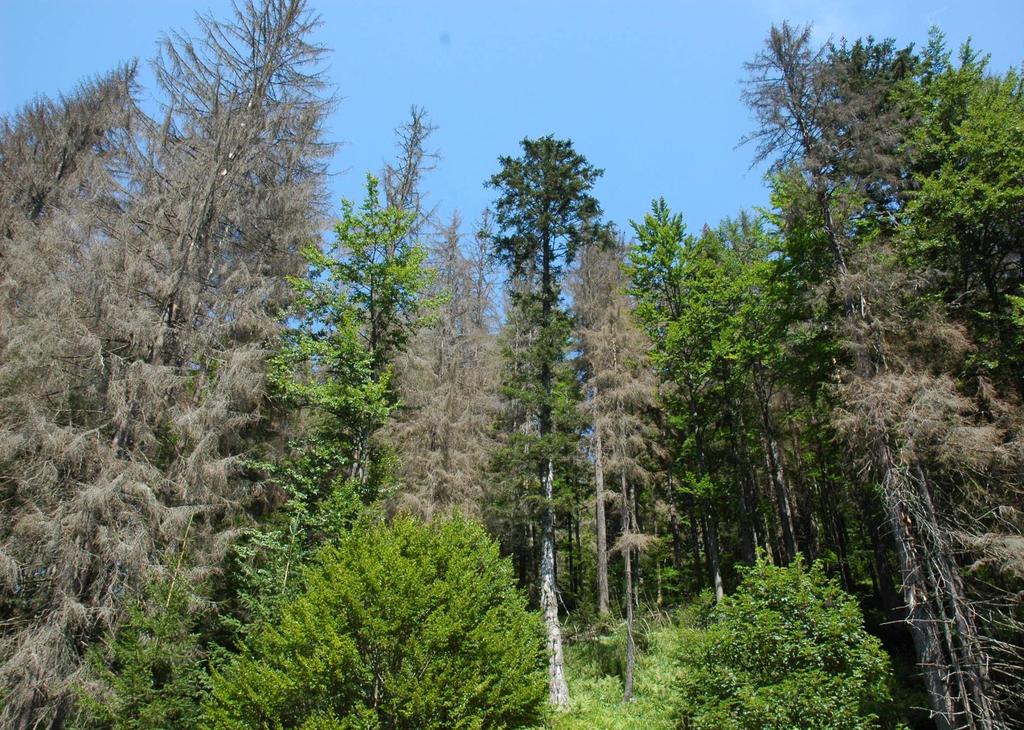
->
[732, 431, 758, 564]
[702, 506, 725, 602]
[565, 512, 575, 609]
[831, 502, 855, 593]
[668, 501, 684, 574]
[694, 422, 724, 602]
[687, 502, 704, 593]
[516, 530, 528, 588]
[667, 465, 683, 576]
[863, 500, 900, 615]
[631, 478, 642, 604]
[731, 399, 759, 563]
[593, 421, 610, 618]
[812, 438, 854, 590]
[739, 469, 758, 564]
[755, 382, 798, 563]
[574, 509, 583, 600]
[540, 459, 569, 708]
[621, 472, 635, 702]
[654, 516, 664, 608]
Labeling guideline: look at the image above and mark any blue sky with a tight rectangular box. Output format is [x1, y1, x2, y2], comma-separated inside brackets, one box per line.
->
[2, 1, 1022, 237]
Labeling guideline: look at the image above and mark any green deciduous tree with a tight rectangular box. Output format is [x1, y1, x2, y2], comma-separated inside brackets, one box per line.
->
[230, 174, 433, 626]
[902, 35, 1024, 386]
[629, 200, 742, 602]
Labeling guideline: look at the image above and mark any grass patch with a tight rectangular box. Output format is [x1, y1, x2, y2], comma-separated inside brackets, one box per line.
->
[538, 615, 679, 730]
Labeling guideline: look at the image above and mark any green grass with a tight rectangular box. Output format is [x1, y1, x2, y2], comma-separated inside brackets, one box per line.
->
[537, 616, 680, 730]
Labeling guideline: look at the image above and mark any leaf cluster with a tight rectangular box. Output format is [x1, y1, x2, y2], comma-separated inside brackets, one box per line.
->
[674, 558, 893, 729]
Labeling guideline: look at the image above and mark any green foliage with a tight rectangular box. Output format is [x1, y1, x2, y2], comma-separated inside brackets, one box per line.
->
[488, 135, 604, 286]
[319, 174, 437, 372]
[230, 174, 436, 629]
[673, 558, 893, 729]
[902, 34, 1024, 379]
[269, 172, 434, 497]
[628, 200, 752, 413]
[205, 515, 548, 729]
[73, 582, 208, 730]
[488, 135, 603, 443]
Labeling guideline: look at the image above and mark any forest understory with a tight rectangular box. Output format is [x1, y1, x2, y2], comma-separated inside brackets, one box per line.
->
[1, 1, 1022, 728]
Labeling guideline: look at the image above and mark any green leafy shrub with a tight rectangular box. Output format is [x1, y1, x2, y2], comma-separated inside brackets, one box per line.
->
[204, 515, 547, 729]
[674, 557, 893, 729]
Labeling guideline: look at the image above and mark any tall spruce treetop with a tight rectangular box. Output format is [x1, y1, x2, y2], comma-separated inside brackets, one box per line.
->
[489, 136, 603, 305]
[487, 136, 602, 708]
[488, 136, 603, 433]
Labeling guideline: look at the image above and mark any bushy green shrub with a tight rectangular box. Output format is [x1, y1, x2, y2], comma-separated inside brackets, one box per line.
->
[674, 558, 893, 729]
[204, 515, 547, 729]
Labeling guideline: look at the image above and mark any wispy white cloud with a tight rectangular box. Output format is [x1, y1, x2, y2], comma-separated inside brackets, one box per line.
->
[750, 0, 897, 46]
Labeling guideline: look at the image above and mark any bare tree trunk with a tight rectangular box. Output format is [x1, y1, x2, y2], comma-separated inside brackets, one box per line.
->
[594, 421, 610, 618]
[668, 501, 684, 574]
[878, 446, 999, 730]
[693, 420, 724, 602]
[732, 424, 759, 564]
[575, 510, 583, 598]
[565, 512, 576, 609]
[831, 503, 855, 593]
[755, 388, 798, 563]
[632, 479, 642, 605]
[621, 472, 635, 702]
[703, 506, 725, 602]
[688, 501, 704, 593]
[540, 459, 569, 708]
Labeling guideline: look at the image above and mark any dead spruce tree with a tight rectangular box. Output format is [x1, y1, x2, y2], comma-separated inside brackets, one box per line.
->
[571, 236, 658, 700]
[0, 1, 332, 726]
[382, 105, 439, 237]
[744, 23, 1018, 729]
[0, 65, 140, 730]
[378, 110, 502, 519]
[570, 241, 617, 619]
[388, 213, 501, 518]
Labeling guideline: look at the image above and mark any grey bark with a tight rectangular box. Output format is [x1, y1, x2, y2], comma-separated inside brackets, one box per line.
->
[540, 459, 570, 707]
[593, 419, 610, 618]
[703, 506, 725, 602]
[621, 471, 636, 702]
[755, 387, 799, 563]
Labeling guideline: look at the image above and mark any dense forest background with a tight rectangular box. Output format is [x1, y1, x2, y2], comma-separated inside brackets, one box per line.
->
[1, 1, 1022, 728]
